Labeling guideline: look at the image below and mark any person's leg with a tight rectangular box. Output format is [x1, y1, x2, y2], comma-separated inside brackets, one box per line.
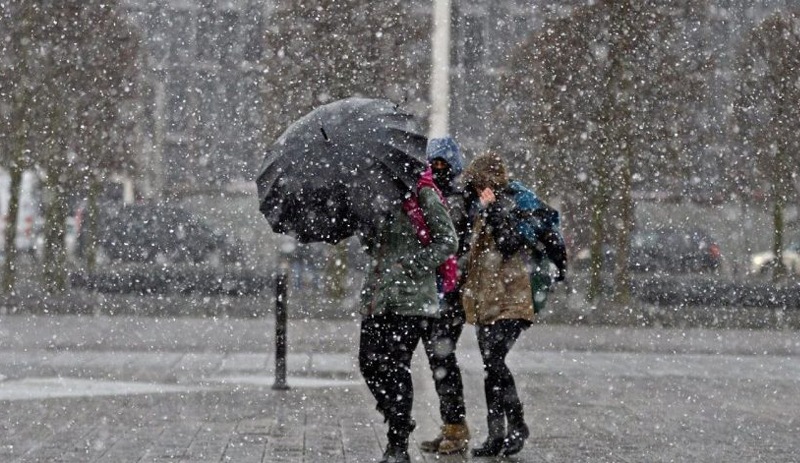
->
[492, 321, 525, 419]
[420, 311, 469, 454]
[471, 323, 508, 457]
[423, 313, 467, 423]
[419, 319, 445, 453]
[359, 314, 393, 420]
[482, 322, 523, 422]
[490, 320, 529, 456]
[360, 313, 427, 462]
[473, 320, 529, 456]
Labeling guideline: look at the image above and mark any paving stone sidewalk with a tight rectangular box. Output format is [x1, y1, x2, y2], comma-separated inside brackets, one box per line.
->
[1, 315, 799, 462]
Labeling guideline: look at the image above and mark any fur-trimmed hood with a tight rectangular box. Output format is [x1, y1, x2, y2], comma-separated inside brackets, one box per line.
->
[463, 152, 510, 190]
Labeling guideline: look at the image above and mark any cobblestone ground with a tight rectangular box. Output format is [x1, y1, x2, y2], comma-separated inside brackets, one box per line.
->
[1, 315, 798, 462]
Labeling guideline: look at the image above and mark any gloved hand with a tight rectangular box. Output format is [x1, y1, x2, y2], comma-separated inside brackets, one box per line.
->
[555, 266, 567, 282]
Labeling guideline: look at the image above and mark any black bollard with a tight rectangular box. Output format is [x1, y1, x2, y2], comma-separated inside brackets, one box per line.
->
[272, 272, 290, 390]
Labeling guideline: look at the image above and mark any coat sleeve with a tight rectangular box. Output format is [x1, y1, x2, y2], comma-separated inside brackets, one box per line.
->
[484, 195, 526, 258]
[448, 191, 472, 259]
[400, 187, 457, 276]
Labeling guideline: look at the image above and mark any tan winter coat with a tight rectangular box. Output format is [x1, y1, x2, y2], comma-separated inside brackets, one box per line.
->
[461, 213, 534, 326]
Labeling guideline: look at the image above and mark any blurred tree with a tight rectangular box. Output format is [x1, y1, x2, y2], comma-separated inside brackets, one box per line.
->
[42, 1, 138, 290]
[494, 0, 713, 302]
[735, 10, 800, 282]
[2, 0, 139, 292]
[68, 4, 139, 273]
[261, 0, 430, 141]
[261, 0, 430, 284]
[0, 1, 46, 295]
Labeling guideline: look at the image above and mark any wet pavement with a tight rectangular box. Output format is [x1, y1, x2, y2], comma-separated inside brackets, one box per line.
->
[1, 314, 799, 462]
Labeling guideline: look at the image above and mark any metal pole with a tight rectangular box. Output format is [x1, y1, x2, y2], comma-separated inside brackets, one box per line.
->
[429, 0, 451, 138]
[272, 271, 290, 390]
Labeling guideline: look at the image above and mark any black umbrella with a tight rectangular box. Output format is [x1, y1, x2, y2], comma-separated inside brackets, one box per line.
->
[256, 97, 428, 244]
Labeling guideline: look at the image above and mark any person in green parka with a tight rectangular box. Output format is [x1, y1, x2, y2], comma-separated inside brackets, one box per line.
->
[358, 167, 458, 463]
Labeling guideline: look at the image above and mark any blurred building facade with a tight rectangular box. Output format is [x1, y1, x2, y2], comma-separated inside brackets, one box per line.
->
[117, 0, 792, 199]
[119, 0, 269, 199]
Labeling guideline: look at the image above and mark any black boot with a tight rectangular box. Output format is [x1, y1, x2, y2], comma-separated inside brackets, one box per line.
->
[380, 419, 415, 463]
[502, 417, 529, 456]
[471, 418, 505, 457]
[379, 444, 409, 463]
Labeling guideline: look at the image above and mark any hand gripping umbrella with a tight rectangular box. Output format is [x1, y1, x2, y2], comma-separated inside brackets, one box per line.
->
[256, 97, 428, 244]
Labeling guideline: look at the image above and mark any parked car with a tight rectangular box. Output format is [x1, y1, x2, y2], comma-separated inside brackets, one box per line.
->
[79, 203, 242, 265]
[749, 242, 800, 275]
[629, 228, 721, 273]
[573, 227, 722, 274]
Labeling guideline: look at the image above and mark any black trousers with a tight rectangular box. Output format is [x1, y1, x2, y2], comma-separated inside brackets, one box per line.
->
[421, 301, 467, 424]
[476, 319, 530, 426]
[359, 312, 428, 446]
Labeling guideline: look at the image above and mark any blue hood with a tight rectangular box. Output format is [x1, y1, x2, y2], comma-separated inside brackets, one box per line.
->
[426, 136, 464, 176]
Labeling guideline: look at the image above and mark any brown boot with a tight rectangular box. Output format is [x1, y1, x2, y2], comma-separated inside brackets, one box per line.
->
[437, 422, 470, 455]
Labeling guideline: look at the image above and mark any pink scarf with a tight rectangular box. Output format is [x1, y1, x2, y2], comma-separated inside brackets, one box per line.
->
[402, 167, 459, 294]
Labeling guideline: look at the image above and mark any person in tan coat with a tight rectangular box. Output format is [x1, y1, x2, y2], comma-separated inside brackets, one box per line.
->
[461, 152, 534, 457]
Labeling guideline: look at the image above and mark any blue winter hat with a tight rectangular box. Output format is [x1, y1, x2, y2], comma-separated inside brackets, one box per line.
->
[426, 136, 464, 176]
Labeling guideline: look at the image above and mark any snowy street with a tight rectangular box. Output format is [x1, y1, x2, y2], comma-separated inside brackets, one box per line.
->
[4, 1, 800, 461]
[1, 315, 797, 462]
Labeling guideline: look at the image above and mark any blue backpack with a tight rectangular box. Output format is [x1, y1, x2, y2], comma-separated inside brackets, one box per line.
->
[507, 181, 567, 312]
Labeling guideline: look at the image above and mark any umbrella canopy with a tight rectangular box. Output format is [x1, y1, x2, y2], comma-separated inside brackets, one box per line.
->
[256, 97, 428, 244]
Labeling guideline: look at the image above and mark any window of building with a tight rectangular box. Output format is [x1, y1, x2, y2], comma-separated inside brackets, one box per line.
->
[196, 9, 218, 62]
[166, 77, 189, 133]
[218, 11, 241, 67]
[243, 10, 264, 62]
[197, 72, 219, 132]
[170, 10, 192, 62]
[464, 16, 484, 68]
[148, 6, 169, 64]
[164, 140, 190, 186]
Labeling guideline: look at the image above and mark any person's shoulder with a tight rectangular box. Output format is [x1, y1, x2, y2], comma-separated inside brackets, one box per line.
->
[443, 184, 465, 200]
[417, 185, 443, 204]
[507, 180, 533, 194]
[507, 180, 541, 208]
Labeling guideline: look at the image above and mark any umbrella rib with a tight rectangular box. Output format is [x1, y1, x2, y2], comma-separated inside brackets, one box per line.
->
[393, 95, 408, 111]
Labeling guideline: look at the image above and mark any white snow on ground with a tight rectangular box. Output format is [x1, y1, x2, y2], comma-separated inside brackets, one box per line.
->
[0, 377, 203, 401]
[204, 374, 362, 389]
[0, 373, 364, 401]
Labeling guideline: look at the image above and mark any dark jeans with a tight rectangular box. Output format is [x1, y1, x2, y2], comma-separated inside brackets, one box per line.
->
[359, 312, 428, 446]
[421, 301, 467, 424]
[476, 319, 531, 426]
